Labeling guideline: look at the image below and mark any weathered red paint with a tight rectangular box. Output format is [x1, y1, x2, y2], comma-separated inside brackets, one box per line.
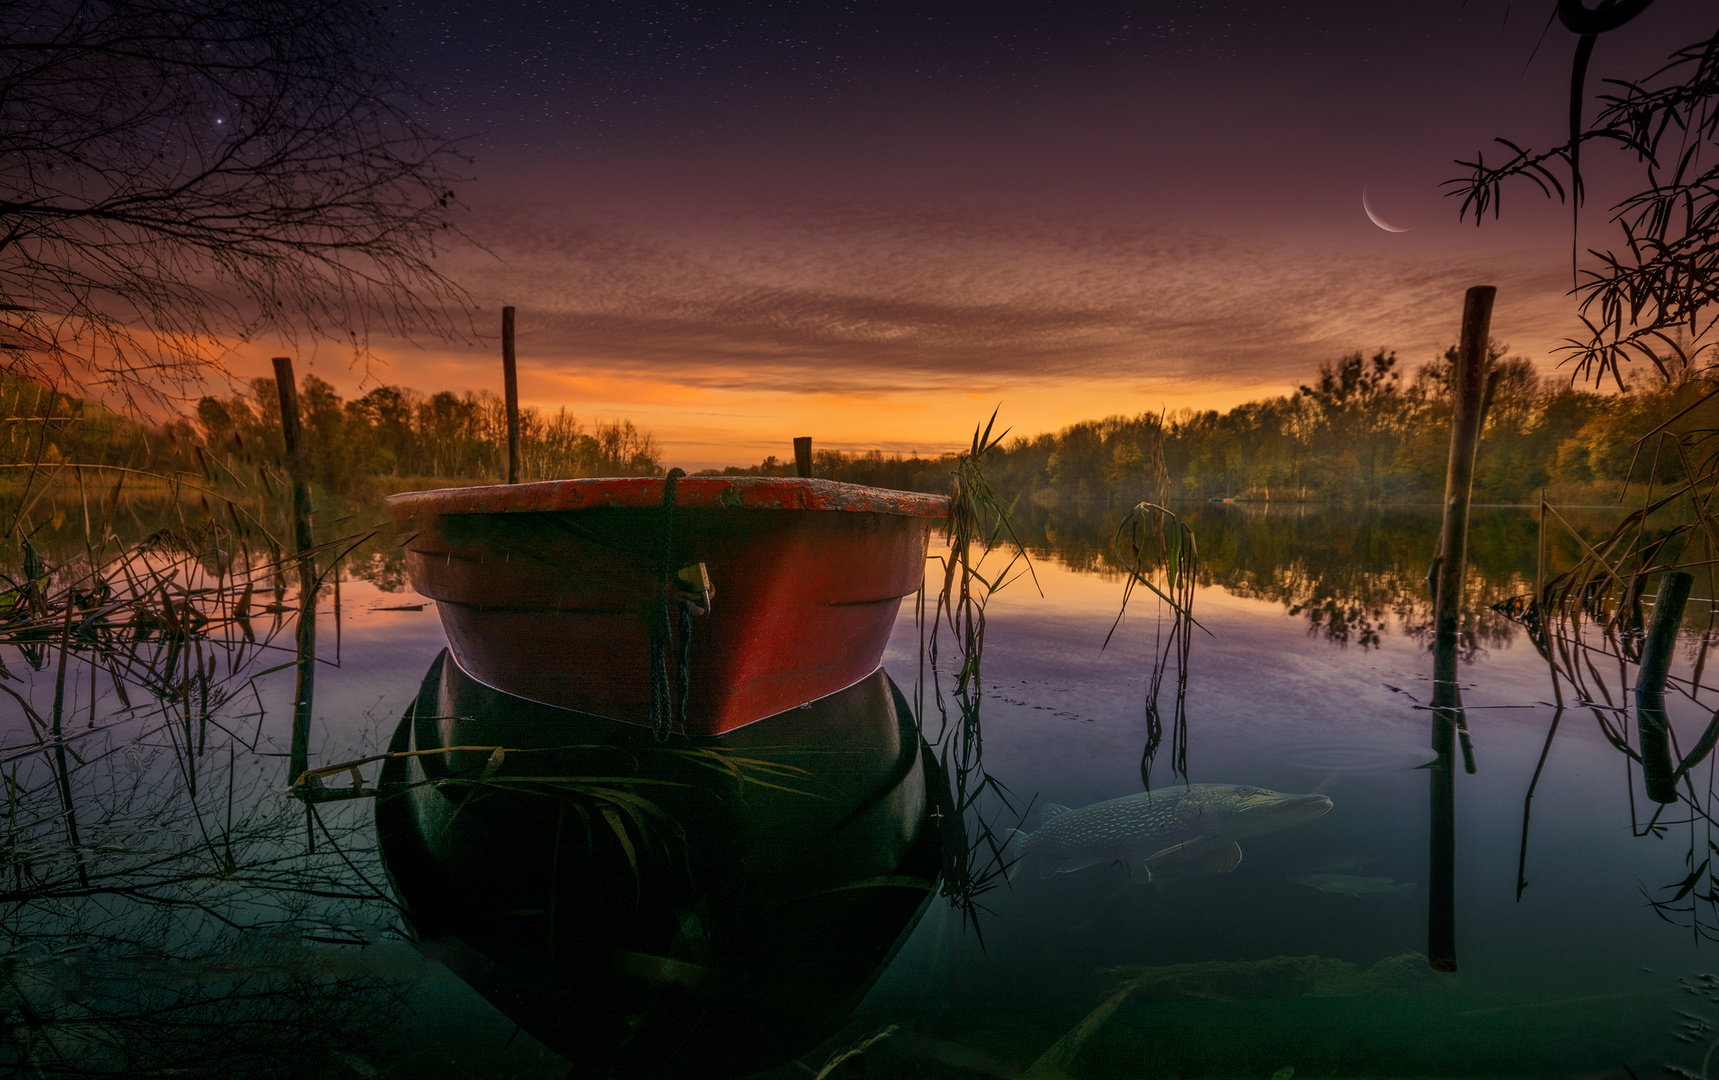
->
[390, 474, 948, 518]
[388, 476, 948, 735]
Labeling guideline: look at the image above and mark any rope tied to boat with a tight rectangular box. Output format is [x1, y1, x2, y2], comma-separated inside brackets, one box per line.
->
[649, 468, 689, 742]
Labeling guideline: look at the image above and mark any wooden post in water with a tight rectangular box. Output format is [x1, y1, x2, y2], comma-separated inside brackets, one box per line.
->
[273, 357, 316, 789]
[502, 306, 521, 485]
[1427, 725, 1457, 973]
[793, 436, 813, 479]
[1426, 285, 1494, 974]
[1432, 285, 1495, 710]
[1637, 570, 1693, 804]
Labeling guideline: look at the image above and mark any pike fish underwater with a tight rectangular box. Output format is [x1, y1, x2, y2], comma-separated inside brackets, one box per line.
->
[1011, 784, 1333, 883]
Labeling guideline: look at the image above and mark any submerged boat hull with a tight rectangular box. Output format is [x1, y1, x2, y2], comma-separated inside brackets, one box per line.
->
[388, 476, 946, 736]
[374, 650, 950, 1078]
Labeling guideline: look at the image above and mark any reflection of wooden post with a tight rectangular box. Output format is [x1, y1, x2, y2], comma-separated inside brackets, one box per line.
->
[1427, 719, 1457, 971]
[793, 436, 813, 478]
[1638, 571, 1693, 804]
[273, 357, 316, 788]
[503, 306, 521, 484]
[1426, 286, 1493, 975]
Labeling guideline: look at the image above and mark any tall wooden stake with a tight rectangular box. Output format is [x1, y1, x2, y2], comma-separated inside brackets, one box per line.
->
[1426, 284, 1495, 974]
[503, 306, 521, 485]
[793, 436, 812, 478]
[273, 357, 316, 789]
[1432, 285, 1495, 707]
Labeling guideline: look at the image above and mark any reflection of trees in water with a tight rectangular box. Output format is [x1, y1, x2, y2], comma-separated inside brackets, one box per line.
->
[1498, 485, 1719, 943]
[2, 491, 415, 598]
[1009, 502, 1643, 653]
[345, 544, 409, 593]
[2, 727, 408, 1078]
[0, 526, 410, 1076]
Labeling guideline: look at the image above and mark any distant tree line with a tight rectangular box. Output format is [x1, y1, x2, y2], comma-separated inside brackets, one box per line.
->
[0, 374, 662, 496]
[3, 342, 1705, 506]
[0, 376, 153, 471]
[722, 346, 1711, 505]
[985, 346, 1601, 504]
[697, 448, 952, 492]
[190, 377, 662, 492]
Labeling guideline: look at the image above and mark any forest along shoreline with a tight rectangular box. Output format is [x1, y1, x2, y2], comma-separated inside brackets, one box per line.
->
[0, 339, 1687, 511]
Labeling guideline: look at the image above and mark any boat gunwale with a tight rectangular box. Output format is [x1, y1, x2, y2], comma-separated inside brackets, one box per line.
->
[385, 475, 949, 519]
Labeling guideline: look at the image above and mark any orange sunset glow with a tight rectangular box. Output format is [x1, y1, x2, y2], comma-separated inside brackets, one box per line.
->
[169, 3, 1703, 470]
[235, 200, 1601, 470]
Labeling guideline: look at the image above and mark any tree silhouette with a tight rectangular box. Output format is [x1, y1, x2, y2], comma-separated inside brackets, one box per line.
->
[1448, 1, 1718, 386]
[1297, 350, 1404, 500]
[0, 0, 471, 406]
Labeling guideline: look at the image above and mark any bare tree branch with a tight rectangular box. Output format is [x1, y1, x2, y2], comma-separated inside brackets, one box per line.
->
[0, 0, 475, 410]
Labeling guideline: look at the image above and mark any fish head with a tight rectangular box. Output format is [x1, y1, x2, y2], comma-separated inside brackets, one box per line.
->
[1206, 785, 1333, 837]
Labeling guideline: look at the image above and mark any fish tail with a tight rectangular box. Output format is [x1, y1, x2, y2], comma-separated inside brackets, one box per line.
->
[1393, 881, 1418, 895]
[1004, 829, 1032, 882]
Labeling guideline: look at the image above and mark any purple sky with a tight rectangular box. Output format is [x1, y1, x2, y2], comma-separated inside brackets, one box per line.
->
[267, 1, 1714, 469]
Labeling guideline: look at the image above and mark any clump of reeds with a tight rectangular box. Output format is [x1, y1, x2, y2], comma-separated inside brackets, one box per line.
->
[1107, 498, 1202, 786]
[1496, 410, 1719, 935]
[0, 520, 411, 1075]
[934, 408, 1037, 702]
[923, 408, 1038, 936]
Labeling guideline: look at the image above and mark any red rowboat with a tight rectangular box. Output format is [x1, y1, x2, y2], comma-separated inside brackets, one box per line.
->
[387, 475, 947, 737]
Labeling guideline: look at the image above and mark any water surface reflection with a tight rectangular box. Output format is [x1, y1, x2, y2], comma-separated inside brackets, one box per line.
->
[1, 500, 1713, 1078]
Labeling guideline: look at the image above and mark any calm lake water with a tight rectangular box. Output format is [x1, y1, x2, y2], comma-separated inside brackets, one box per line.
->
[5, 501, 1715, 1079]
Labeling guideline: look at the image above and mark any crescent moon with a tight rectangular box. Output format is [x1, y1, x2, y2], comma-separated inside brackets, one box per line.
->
[1362, 187, 1409, 233]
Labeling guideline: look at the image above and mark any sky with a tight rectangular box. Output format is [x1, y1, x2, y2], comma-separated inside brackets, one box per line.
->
[246, 1, 1714, 470]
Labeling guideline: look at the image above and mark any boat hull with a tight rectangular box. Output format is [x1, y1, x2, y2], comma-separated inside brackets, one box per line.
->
[388, 477, 946, 736]
[374, 650, 950, 1077]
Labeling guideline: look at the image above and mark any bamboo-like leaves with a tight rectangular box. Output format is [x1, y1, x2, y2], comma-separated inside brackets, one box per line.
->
[1445, 28, 1719, 385]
